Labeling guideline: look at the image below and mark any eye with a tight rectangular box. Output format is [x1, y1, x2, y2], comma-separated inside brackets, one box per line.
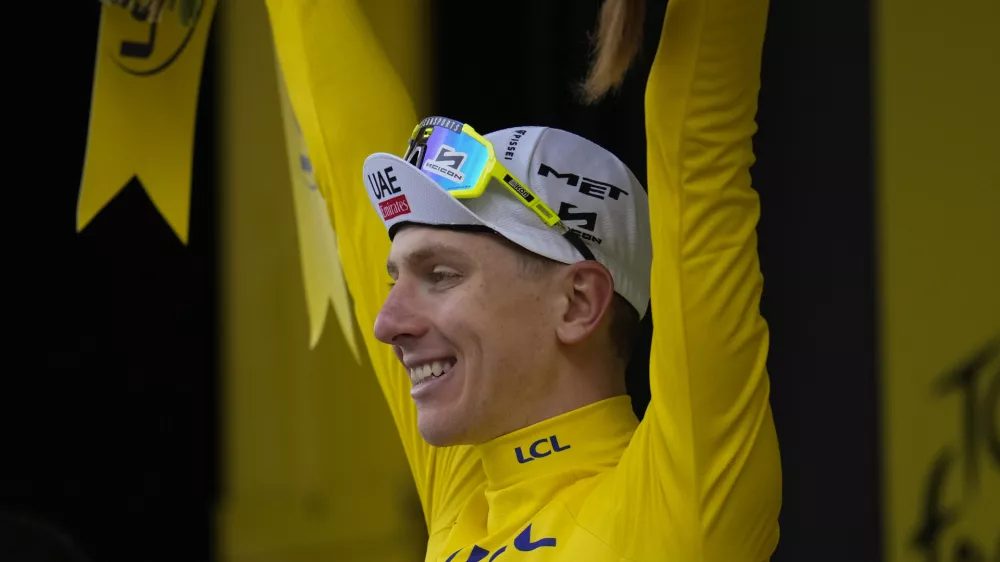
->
[429, 266, 461, 285]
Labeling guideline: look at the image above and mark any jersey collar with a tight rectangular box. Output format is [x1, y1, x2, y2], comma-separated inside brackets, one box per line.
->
[475, 395, 639, 491]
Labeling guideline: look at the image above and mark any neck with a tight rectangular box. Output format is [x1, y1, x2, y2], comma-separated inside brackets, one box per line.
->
[493, 352, 626, 441]
[549, 353, 627, 415]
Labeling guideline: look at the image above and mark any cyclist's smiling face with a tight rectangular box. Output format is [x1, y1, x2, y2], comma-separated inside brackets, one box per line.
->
[375, 226, 562, 446]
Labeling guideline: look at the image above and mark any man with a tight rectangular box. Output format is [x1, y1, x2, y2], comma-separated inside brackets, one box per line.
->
[368, 120, 651, 450]
[272, 0, 781, 559]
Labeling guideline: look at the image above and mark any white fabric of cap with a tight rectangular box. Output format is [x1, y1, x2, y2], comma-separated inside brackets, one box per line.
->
[362, 126, 652, 317]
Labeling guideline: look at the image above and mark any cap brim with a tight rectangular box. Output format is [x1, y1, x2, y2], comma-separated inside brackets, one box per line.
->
[363, 153, 489, 239]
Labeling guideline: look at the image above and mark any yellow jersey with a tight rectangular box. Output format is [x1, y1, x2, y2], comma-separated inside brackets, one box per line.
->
[267, 0, 781, 559]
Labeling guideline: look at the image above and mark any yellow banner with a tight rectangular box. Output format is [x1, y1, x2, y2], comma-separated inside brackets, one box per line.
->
[274, 61, 360, 358]
[79, 0, 217, 243]
[877, 0, 1000, 558]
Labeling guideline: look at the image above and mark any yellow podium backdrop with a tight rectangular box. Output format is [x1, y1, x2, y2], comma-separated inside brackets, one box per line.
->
[216, 1, 428, 560]
[877, 0, 1000, 559]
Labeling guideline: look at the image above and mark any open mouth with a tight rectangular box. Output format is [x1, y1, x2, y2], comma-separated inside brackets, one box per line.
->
[408, 357, 457, 387]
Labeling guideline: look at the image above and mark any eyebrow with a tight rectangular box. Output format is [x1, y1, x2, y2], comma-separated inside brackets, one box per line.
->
[386, 242, 470, 277]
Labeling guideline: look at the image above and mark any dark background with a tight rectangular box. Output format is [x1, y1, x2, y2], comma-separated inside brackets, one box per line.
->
[4, 4, 219, 561]
[3, 1, 878, 561]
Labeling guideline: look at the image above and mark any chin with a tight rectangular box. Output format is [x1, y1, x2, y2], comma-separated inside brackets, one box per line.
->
[417, 409, 472, 447]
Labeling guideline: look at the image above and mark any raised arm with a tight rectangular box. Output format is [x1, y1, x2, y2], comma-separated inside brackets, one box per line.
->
[264, 0, 484, 534]
[612, 0, 781, 559]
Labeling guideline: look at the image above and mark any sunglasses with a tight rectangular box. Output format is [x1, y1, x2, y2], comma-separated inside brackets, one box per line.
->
[402, 117, 595, 261]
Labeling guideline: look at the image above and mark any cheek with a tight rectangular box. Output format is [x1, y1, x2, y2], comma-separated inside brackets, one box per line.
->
[472, 280, 553, 362]
[430, 282, 505, 345]
[427, 286, 486, 351]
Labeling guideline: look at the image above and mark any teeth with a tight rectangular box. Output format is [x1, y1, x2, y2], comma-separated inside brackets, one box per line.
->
[408, 359, 455, 385]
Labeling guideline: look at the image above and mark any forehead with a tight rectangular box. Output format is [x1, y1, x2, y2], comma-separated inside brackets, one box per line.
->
[387, 226, 512, 269]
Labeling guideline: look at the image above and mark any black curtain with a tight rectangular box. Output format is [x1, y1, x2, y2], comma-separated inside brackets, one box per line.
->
[755, 1, 879, 559]
[3, 4, 220, 562]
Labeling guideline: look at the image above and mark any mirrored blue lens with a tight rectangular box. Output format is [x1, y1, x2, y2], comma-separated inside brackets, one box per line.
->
[412, 127, 489, 193]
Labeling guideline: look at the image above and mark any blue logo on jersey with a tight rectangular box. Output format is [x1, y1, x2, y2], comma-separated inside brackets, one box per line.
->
[445, 524, 556, 561]
[515, 435, 571, 464]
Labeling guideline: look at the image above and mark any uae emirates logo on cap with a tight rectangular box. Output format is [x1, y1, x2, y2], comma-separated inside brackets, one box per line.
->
[423, 145, 467, 183]
[379, 194, 411, 220]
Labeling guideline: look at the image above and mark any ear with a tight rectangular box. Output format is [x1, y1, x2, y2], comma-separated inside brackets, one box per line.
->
[555, 261, 616, 346]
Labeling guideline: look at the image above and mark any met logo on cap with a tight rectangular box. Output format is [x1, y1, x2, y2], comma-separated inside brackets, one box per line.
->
[379, 194, 411, 220]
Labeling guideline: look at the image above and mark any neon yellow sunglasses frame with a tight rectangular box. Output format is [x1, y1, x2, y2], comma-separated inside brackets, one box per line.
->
[407, 122, 562, 228]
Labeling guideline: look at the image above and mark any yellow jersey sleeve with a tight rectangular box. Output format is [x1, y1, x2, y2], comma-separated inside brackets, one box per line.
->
[608, 0, 782, 559]
[264, 0, 484, 535]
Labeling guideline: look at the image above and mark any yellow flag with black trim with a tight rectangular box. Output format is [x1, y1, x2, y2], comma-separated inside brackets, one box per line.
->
[79, 0, 217, 243]
[274, 60, 360, 359]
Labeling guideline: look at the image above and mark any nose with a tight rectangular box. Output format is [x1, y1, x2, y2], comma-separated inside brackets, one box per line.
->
[374, 281, 428, 345]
